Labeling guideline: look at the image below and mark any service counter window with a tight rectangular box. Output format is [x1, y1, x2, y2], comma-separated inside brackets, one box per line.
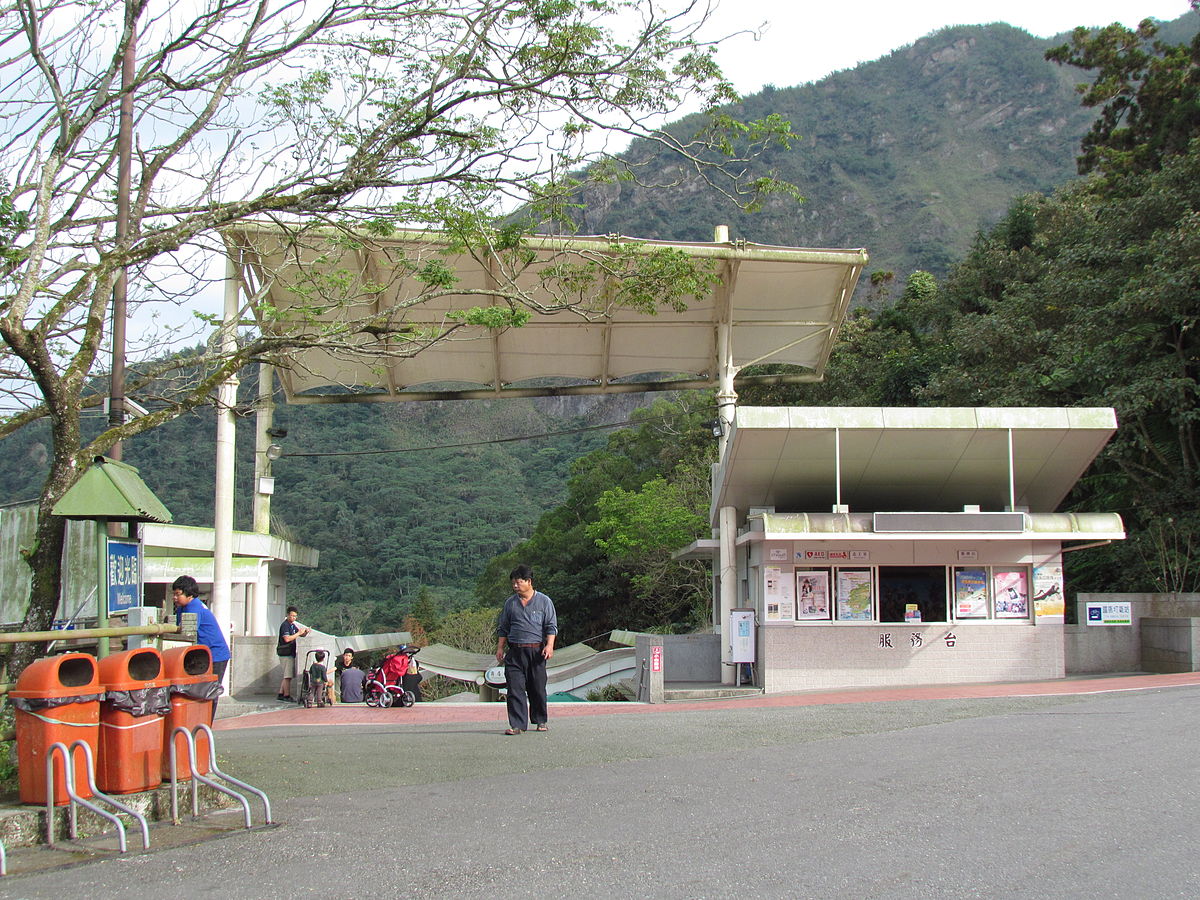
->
[878, 566, 947, 624]
[953, 566, 1031, 620]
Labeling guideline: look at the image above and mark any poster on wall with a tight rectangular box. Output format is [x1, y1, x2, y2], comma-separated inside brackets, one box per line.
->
[954, 568, 989, 618]
[836, 569, 873, 621]
[764, 566, 796, 621]
[795, 571, 830, 620]
[993, 569, 1029, 618]
[1032, 564, 1065, 617]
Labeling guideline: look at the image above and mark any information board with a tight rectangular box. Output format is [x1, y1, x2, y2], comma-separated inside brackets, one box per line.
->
[107, 538, 141, 614]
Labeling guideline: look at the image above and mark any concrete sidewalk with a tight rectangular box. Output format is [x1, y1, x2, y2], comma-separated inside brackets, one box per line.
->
[213, 670, 1200, 730]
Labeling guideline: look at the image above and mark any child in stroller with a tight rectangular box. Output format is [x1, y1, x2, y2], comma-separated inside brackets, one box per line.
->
[363, 645, 419, 708]
[300, 648, 331, 708]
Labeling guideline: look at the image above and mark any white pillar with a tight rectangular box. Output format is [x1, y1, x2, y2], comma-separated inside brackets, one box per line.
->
[719, 504, 737, 685]
[212, 252, 239, 676]
[253, 362, 275, 535]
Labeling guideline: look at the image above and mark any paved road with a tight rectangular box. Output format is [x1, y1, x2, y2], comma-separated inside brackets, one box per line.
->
[6, 683, 1200, 898]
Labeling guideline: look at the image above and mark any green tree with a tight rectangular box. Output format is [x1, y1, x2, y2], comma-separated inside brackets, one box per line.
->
[1046, 3, 1200, 178]
[0, 0, 793, 675]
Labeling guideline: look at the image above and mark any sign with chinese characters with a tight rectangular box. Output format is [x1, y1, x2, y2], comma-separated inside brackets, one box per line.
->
[836, 569, 873, 621]
[1033, 564, 1065, 617]
[1086, 601, 1132, 626]
[651, 645, 663, 672]
[954, 568, 988, 618]
[107, 538, 141, 614]
[769, 547, 789, 561]
[795, 571, 830, 619]
[763, 566, 795, 621]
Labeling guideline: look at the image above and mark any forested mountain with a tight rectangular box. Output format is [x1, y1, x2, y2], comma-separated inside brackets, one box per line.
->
[573, 16, 1197, 291]
[2, 13, 1195, 638]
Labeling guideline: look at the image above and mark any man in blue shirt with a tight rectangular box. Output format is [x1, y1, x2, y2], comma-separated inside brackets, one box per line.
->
[495, 564, 558, 735]
[172, 575, 231, 719]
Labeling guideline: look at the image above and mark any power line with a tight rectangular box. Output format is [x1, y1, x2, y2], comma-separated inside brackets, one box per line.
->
[279, 407, 714, 459]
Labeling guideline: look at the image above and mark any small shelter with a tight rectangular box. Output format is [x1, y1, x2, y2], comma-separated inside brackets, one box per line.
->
[677, 406, 1124, 690]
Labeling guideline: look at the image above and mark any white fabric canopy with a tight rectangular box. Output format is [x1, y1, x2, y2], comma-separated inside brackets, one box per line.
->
[224, 226, 868, 403]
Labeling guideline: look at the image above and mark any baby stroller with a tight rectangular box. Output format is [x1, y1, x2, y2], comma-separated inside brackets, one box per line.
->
[300, 647, 331, 708]
[363, 646, 419, 708]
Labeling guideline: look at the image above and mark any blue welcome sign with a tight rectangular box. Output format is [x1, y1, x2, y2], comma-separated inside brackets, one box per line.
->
[107, 538, 141, 614]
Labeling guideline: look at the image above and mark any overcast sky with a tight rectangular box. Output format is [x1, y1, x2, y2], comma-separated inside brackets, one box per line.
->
[706, 1, 1194, 96]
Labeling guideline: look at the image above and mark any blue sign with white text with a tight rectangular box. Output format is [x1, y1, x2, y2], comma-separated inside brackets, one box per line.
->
[107, 539, 141, 614]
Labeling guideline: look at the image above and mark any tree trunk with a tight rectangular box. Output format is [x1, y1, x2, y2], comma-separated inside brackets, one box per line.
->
[5, 459, 78, 681]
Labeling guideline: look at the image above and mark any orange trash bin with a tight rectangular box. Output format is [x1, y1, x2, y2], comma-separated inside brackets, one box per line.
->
[10, 653, 103, 805]
[160, 645, 219, 780]
[96, 647, 170, 794]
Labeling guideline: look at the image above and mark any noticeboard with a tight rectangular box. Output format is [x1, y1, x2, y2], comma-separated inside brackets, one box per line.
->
[107, 538, 142, 614]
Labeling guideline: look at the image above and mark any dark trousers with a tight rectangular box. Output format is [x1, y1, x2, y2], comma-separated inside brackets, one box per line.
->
[504, 645, 547, 731]
[211, 658, 229, 723]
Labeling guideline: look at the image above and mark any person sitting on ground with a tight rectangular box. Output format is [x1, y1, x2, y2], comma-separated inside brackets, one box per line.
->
[336, 647, 365, 703]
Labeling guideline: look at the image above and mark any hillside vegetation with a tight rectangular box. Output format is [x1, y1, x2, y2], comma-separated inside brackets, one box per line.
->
[1, 13, 1196, 638]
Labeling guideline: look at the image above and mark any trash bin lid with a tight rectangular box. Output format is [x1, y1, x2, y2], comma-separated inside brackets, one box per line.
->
[161, 645, 215, 685]
[97, 647, 164, 689]
[9, 652, 101, 700]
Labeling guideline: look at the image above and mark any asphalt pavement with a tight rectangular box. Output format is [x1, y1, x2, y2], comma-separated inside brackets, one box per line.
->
[5, 676, 1200, 898]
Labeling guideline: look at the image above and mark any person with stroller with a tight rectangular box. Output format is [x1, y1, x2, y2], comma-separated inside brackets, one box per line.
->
[276, 605, 311, 701]
[495, 564, 557, 735]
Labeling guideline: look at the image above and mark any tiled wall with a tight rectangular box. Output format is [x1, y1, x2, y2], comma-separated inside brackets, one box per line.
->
[763, 622, 1065, 692]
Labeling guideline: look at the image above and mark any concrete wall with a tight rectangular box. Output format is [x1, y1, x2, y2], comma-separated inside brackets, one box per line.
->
[230, 635, 282, 697]
[1066, 593, 1200, 674]
[763, 622, 1065, 692]
[1140, 618, 1200, 673]
[633, 633, 722, 686]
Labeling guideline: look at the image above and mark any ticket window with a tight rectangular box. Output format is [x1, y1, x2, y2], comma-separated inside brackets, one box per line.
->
[878, 566, 948, 623]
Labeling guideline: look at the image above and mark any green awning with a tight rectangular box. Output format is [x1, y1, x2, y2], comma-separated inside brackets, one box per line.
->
[52, 457, 172, 523]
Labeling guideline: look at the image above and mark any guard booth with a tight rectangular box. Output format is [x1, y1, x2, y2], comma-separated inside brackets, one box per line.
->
[678, 407, 1125, 692]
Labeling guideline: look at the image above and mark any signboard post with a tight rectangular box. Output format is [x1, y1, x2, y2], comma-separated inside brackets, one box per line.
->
[106, 537, 142, 615]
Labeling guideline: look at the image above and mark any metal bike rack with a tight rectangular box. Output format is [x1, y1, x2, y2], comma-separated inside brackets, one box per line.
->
[44, 741, 150, 852]
[168, 724, 272, 827]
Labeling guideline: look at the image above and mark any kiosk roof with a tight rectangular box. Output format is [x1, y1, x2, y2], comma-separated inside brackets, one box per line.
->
[713, 407, 1118, 519]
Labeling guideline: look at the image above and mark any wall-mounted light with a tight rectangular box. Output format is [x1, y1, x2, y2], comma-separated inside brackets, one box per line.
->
[265, 443, 283, 461]
[704, 419, 724, 439]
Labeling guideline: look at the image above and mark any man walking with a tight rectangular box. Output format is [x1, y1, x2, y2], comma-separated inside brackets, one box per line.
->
[495, 564, 558, 735]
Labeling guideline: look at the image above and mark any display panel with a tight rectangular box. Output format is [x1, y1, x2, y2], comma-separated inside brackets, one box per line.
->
[763, 566, 795, 622]
[993, 569, 1030, 618]
[836, 569, 873, 621]
[795, 571, 831, 620]
[954, 568, 989, 618]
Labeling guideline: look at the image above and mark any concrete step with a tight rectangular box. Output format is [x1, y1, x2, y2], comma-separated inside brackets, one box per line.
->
[663, 682, 763, 701]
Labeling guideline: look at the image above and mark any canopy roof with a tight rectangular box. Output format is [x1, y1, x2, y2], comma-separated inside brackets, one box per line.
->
[224, 225, 867, 403]
[52, 457, 172, 523]
[712, 407, 1118, 521]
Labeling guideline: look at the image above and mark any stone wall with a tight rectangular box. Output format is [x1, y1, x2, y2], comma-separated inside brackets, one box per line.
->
[1066, 593, 1200, 674]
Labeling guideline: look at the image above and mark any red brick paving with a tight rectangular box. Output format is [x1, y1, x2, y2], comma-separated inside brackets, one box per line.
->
[214, 671, 1200, 731]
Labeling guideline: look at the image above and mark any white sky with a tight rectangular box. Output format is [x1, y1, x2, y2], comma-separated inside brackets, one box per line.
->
[706, 1, 1194, 96]
[132, 0, 1196, 355]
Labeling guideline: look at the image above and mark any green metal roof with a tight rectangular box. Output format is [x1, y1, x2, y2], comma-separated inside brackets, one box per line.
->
[52, 457, 173, 523]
